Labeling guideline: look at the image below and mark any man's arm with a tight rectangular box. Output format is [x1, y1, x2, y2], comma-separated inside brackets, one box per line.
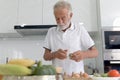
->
[70, 46, 98, 62]
[82, 46, 98, 59]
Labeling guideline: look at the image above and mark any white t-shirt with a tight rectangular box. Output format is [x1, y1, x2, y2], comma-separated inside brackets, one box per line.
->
[44, 23, 94, 75]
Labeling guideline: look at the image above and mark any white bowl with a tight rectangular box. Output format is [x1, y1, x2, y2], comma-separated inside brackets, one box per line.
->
[92, 77, 120, 80]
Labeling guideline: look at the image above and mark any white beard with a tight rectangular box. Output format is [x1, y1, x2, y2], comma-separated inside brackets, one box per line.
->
[58, 21, 71, 30]
[58, 25, 69, 30]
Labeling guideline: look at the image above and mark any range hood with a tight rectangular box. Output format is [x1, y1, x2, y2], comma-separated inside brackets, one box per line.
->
[14, 25, 57, 36]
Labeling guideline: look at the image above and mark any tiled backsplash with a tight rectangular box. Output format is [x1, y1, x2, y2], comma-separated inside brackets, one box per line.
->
[0, 36, 52, 64]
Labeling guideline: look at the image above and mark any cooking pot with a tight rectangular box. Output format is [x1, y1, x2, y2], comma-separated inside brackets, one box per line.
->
[3, 75, 56, 80]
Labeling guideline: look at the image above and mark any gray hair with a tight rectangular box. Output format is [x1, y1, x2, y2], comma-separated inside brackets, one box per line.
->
[54, 0, 72, 12]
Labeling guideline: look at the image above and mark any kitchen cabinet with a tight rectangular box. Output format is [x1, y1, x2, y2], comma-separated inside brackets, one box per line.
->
[67, 0, 98, 32]
[18, 0, 58, 25]
[0, 0, 98, 34]
[100, 0, 120, 26]
[18, 0, 42, 25]
[42, 0, 59, 25]
[0, 0, 18, 33]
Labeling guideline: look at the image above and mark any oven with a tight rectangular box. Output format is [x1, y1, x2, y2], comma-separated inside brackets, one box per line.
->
[102, 27, 120, 73]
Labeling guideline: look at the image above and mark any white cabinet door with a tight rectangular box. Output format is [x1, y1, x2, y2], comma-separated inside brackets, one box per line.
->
[18, 0, 42, 25]
[43, 0, 59, 25]
[100, 0, 120, 26]
[67, 0, 98, 32]
[0, 0, 18, 33]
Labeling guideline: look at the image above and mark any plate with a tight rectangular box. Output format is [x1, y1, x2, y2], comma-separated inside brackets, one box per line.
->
[92, 77, 120, 80]
[3, 75, 56, 80]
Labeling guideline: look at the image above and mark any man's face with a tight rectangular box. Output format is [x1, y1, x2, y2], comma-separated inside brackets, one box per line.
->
[54, 8, 72, 30]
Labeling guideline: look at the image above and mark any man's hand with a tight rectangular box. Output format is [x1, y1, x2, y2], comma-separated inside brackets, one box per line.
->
[69, 50, 84, 62]
[53, 49, 68, 59]
[69, 46, 98, 62]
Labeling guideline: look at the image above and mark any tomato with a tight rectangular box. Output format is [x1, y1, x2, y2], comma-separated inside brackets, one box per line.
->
[108, 69, 120, 77]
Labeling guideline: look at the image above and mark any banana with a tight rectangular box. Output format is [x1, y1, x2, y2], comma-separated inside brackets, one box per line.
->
[0, 64, 32, 76]
[7, 58, 35, 67]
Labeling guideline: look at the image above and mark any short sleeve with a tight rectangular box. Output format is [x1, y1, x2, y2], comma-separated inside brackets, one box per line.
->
[43, 28, 52, 50]
[80, 25, 95, 50]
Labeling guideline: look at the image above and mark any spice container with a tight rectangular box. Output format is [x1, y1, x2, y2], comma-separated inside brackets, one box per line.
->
[56, 67, 63, 80]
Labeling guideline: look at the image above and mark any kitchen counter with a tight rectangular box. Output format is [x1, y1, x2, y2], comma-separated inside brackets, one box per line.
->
[2, 75, 56, 80]
[2, 75, 120, 80]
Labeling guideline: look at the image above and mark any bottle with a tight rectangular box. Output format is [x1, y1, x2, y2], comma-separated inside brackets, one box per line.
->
[55, 67, 63, 80]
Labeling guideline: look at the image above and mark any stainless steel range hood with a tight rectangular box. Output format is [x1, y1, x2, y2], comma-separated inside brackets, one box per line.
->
[14, 25, 57, 36]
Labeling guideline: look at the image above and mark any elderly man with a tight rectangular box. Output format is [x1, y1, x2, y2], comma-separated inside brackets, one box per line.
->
[43, 0, 98, 75]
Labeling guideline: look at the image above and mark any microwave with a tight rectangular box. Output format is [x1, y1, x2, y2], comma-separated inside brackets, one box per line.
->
[104, 31, 120, 49]
[102, 27, 120, 50]
[102, 27, 120, 60]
